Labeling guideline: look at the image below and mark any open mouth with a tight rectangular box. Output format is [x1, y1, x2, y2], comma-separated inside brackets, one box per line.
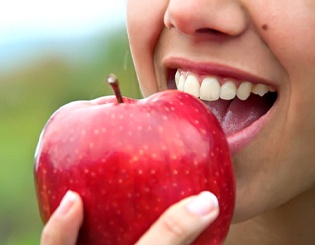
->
[168, 68, 278, 150]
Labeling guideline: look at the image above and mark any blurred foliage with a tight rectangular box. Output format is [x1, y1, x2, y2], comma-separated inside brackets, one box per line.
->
[0, 25, 140, 244]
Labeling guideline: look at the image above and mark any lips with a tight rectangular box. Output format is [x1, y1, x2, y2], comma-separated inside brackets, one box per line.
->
[167, 66, 278, 154]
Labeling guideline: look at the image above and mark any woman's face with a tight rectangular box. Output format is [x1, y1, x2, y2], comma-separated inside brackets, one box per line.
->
[126, 0, 315, 222]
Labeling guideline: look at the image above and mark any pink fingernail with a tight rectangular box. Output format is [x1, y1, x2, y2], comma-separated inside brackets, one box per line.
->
[56, 190, 77, 215]
[186, 191, 219, 216]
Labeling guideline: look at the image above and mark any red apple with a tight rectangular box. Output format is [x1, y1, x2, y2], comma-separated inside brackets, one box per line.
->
[34, 74, 235, 245]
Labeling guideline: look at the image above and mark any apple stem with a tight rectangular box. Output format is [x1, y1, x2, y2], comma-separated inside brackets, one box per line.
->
[106, 74, 124, 103]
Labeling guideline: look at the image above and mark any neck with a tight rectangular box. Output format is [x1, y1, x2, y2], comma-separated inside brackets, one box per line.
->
[225, 186, 315, 245]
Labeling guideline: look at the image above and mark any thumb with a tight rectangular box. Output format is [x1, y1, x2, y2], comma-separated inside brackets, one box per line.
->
[136, 191, 219, 245]
[40, 191, 84, 245]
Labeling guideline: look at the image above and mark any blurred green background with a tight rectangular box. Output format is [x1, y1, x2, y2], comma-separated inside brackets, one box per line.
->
[0, 3, 141, 244]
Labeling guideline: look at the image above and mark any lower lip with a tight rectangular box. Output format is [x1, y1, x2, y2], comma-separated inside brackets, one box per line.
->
[226, 109, 271, 155]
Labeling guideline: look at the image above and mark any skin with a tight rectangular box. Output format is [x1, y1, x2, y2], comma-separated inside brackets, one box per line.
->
[41, 0, 315, 244]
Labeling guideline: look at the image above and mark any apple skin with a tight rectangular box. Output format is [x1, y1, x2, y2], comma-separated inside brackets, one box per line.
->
[34, 90, 235, 245]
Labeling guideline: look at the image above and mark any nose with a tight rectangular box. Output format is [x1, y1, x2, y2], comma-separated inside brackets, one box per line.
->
[164, 0, 248, 38]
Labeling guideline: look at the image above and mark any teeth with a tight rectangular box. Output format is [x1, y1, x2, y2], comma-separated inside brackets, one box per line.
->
[252, 84, 269, 97]
[175, 70, 181, 86]
[269, 86, 276, 92]
[200, 77, 220, 101]
[174, 71, 276, 101]
[184, 74, 200, 97]
[220, 81, 236, 100]
[237, 82, 252, 101]
[177, 74, 185, 91]
[175, 70, 185, 92]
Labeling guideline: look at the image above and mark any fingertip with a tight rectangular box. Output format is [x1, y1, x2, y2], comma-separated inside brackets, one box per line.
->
[186, 191, 219, 216]
[136, 192, 220, 245]
[55, 190, 81, 216]
[41, 191, 83, 245]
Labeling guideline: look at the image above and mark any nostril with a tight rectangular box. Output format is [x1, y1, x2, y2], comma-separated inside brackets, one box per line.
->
[197, 28, 222, 35]
[195, 28, 234, 41]
[164, 13, 174, 30]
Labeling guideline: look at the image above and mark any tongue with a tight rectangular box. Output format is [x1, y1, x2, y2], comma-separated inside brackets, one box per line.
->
[203, 94, 275, 136]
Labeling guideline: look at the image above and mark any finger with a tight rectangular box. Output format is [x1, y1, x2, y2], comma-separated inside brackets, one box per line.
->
[41, 190, 84, 245]
[136, 191, 219, 245]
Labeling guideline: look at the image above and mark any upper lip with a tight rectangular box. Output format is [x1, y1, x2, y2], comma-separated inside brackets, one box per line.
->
[163, 56, 277, 88]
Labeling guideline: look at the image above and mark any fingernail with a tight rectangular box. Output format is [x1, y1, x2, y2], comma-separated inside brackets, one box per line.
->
[56, 190, 77, 215]
[186, 191, 219, 216]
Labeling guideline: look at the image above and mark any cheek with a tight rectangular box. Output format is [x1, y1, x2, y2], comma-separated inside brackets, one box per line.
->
[126, 0, 168, 96]
[251, 2, 315, 69]
[250, 2, 315, 128]
[268, 5, 315, 154]
[232, 2, 315, 222]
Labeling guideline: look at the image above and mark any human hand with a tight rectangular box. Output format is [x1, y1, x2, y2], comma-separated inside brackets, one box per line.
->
[40, 191, 83, 245]
[40, 191, 219, 245]
[136, 191, 219, 245]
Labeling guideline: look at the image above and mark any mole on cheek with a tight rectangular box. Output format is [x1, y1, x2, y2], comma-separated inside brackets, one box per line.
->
[262, 24, 269, 31]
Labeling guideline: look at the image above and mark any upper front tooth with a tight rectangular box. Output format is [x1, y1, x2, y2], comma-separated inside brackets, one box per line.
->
[184, 74, 200, 97]
[252, 84, 269, 96]
[200, 77, 220, 101]
[175, 70, 181, 86]
[237, 82, 252, 100]
[177, 74, 186, 91]
[220, 81, 236, 100]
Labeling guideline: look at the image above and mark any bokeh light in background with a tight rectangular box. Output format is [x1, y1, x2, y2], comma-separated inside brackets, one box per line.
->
[0, 1, 140, 244]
